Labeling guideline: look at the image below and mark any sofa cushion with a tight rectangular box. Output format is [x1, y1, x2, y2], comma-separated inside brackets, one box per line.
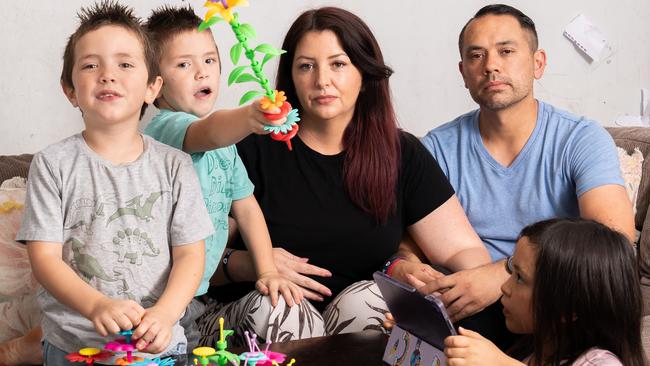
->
[617, 146, 644, 217]
[0, 178, 40, 342]
[0, 155, 32, 183]
[607, 128, 650, 311]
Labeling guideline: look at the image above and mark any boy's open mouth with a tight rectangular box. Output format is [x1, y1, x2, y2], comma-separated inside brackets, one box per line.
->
[195, 87, 212, 98]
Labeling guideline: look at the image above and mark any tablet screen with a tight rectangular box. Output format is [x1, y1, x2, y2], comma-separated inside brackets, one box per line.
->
[374, 271, 456, 350]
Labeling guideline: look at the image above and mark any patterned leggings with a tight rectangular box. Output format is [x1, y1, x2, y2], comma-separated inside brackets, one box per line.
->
[197, 280, 389, 347]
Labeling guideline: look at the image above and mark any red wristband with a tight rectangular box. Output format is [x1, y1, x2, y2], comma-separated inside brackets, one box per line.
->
[385, 258, 404, 277]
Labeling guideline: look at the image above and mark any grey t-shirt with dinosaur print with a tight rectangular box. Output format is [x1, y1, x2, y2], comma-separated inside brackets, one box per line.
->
[17, 133, 214, 357]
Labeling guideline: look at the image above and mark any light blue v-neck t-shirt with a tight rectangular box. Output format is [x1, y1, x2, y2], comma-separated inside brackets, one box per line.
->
[422, 101, 624, 260]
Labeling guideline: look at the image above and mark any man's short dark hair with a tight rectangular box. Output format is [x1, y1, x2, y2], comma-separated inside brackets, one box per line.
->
[61, 0, 158, 119]
[458, 4, 538, 55]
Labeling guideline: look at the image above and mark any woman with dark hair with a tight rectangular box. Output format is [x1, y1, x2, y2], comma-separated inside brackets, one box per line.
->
[198, 6, 490, 345]
[444, 218, 645, 366]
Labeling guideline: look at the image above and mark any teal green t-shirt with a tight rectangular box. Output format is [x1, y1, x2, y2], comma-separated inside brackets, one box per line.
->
[145, 109, 254, 295]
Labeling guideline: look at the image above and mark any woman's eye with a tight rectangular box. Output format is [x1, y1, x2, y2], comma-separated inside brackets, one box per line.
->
[333, 61, 346, 68]
[298, 63, 313, 71]
[516, 274, 524, 284]
[205, 58, 217, 64]
[119, 63, 133, 68]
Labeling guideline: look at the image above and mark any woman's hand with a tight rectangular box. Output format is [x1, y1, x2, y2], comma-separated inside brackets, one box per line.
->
[444, 327, 524, 366]
[272, 248, 333, 301]
[390, 259, 444, 285]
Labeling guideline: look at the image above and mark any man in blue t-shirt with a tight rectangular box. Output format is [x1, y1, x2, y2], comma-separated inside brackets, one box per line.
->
[397, 4, 634, 323]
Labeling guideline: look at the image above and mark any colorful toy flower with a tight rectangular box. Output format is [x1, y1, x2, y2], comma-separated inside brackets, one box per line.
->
[257, 351, 286, 366]
[115, 356, 145, 366]
[65, 347, 113, 365]
[130, 357, 175, 366]
[260, 90, 287, 110]
[193, 346, 217, 358]
[105, 339, 136, 353]
[204, 0, 249, 22]
[200, 0, 299, 150]
[106, 338, 141, 365]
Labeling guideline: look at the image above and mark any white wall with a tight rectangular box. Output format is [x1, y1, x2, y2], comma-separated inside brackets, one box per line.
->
[1, 0, 648, 154]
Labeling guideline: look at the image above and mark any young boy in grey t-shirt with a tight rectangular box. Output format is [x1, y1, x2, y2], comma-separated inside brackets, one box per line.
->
[16, 2, 213, 364]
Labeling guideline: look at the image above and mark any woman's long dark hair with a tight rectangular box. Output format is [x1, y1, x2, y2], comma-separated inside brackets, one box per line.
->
[513, 218, 645, 366]
[276, 7, 400, 224]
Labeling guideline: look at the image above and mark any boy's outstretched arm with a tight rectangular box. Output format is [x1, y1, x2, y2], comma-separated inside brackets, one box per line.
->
[27, 242, 145, 335]
[133, 240, 205, 353]
[182, 100, 284, 154]
[230, 196, 303, 307]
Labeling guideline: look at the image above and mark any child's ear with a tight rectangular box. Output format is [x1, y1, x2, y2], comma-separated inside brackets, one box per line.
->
[144, 76, 164, 105]
[61, 80, 78, 108]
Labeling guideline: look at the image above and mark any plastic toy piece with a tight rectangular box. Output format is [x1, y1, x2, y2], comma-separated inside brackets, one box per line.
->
[256, 340, 286, 366]
[266, 109, 300, 151]
[200, 1, 300, 150]
[192, 318, 240, 366]
[65, 347, 113, 365]
[119, 330, 135, 345]
[131, 357, 176, 366]
[106, 337, 143, 365]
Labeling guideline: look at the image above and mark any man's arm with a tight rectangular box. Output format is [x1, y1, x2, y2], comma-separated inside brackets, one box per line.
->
[578, 184, 636, 242]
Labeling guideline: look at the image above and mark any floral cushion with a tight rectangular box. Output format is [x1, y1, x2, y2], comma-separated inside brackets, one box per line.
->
[618, 146, 644, 215]
[0, 177, 40, 342]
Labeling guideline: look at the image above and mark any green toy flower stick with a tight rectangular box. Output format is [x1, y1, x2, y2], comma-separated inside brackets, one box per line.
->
[199, 0, 300, 150]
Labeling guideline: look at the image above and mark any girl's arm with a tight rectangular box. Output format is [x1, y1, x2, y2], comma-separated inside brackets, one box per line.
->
[27, 241, 145, 335]
[445, 327, 525, 366]
[133, 240, 205, 353]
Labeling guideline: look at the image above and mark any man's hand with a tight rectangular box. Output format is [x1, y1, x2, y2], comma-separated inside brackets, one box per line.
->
[407, 261, 506, 322]
[444, 327, 523, 366]
[272, 248, 332, 301]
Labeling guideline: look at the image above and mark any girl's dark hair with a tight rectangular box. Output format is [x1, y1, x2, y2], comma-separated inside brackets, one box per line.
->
[513, 218, 645, 366]
[276, 7, 400, 224]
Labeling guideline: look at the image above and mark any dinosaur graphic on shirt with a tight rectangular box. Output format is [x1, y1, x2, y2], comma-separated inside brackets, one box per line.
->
[107, 192, 164, 224]
[107, 228, 160, 265]
[68, 237, 114, 283]
[64, 198, 105, 235]
[112, 266, 160, 305]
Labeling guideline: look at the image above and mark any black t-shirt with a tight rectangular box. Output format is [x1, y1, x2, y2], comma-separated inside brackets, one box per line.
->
[210, 131, 454, 309]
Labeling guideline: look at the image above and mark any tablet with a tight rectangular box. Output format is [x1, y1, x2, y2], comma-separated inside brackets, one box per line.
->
[374, 271, 456, 350]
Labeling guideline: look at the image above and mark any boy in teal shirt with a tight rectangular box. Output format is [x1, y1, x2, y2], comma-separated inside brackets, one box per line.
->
[144, 6, 302, 348]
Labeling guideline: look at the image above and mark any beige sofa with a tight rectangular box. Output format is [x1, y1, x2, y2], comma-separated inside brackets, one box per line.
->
[2, 127, 650, 360]
[606, 127, 650, 360]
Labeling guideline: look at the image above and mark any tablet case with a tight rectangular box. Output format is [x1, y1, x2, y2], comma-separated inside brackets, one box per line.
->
[374, 271, 454, 365]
